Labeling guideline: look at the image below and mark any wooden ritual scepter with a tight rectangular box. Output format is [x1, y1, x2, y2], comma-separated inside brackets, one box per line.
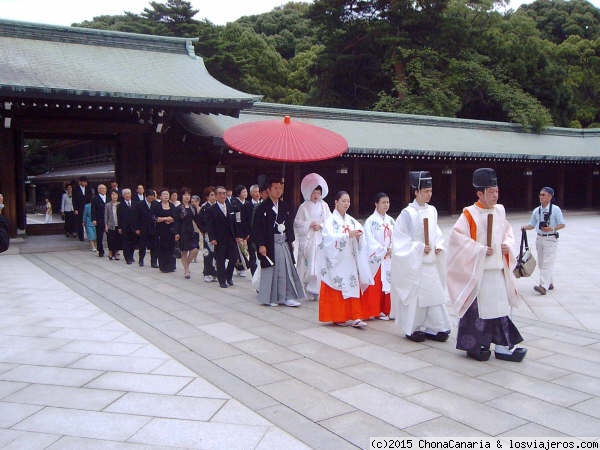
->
[487, 213, 493, 248]
[423, 217, 430, 247]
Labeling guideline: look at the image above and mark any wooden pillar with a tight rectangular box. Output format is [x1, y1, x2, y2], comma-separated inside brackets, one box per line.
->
[558, 166, 566, 207]
[526, 168, 533, 210]
[403, 165, 411, 206]
[0, 127, 18, 236]
[586, 168, 594, 208]
[293, 165, 301, 207]
[449, 166, 457, 215]
[352, 159, 360, 215]
[149, 133, 165, 190]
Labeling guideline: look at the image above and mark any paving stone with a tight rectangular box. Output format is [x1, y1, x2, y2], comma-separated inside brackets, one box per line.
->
[407, 366, 509, 402]
[255, 427, 312, 450]
[70, 354, 166, 374]
[408, 389, 526, 435]
[232, 338, 303, 365]
[320, 410, 408, 447]
[0, 365, 102, 387]
[105, 392, 225, 421]
[5, 384, 124, 410]
[14, 407, 150, 441]
[211, 399, 272, 426]
[331, 383, 439, 429]
[0, 401, 43, 428]
[46, 436, 187, 449]
[198, 322, 258, 343]
[538, 354, 600, 378]
[348, 344, 431, 373]
[0, 431, 60, 450]
[488, 392, 600, 436]
[151, 359, 198, 377]
[499, 423, 567, 437]
[479, 369, 591, 406]
[553, 373, 600, 397]
[213, 354, 289, 387]
[259, 379, 355, 421]
[404, 417, 487, 437]
[128, 417, 267, 449]
[274, 358, 361, 393]
[288, 340, 364, 369]
[58, 340, 143, 356]
[297, 326, 367, 350]
[85, 372, 192, 395]
[341, 362, 434, 397]
[176, 378, 230, 399]
[569, 397, 600, 419]
[0, 380, 27, 399]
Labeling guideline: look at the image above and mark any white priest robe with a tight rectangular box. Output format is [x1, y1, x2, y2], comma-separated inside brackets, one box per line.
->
[320, 210, 373, 299]
[391, 201, 451, 335]
[446, 203, 520, 319]
[363, 210, 395, 294]
[294, 199, 331, 296]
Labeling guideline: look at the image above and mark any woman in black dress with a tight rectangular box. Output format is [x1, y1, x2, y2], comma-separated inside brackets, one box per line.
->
[152, 189, 179, 273]
[177, 187, 200, 279]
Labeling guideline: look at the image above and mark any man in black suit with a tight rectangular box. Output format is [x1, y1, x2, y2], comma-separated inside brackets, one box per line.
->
[135, 189, 158, 268]
[206, 186, 241, 288]
[90, 184, 107, 257]
[72, 176, 92, 241]
[132, 184, 145, 204]
[117, 188, 138, 264]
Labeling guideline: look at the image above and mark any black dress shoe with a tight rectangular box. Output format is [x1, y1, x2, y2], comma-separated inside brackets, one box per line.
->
[406, 331, 427, 342]
[548, 284, 554, 290]
[467, 348, 492, 361]
[139, 261, 144, 267]
[534, 285, 547, 295]
[219, 282, 228, 288]
[426, 331, 450, 342]
[495, 347, 527, 362]
[151, 263, 159, 268]
[126, 261, 133, 265]
[227, 279, 234, 286]
[98, 253, 105, 257]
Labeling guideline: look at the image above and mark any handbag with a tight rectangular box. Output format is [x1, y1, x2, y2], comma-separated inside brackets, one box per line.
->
[513, 229, 536, 278]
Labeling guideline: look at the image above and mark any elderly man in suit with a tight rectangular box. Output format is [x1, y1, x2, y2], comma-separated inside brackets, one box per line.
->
[206, 186, 242, 288]
[136, 189, 158, 268]
[117, 188, 138, 264]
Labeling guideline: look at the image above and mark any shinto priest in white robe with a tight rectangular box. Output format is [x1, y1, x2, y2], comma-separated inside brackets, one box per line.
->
[391, 200, 452, 335]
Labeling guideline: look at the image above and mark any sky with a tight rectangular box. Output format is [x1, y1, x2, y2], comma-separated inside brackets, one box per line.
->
[1, 0, 598, 27]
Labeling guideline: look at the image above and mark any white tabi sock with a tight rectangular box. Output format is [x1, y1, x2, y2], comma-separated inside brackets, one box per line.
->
[495, 345, 513, 355]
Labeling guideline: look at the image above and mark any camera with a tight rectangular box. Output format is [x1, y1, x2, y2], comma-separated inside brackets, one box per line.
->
[538, 212, 550, 230]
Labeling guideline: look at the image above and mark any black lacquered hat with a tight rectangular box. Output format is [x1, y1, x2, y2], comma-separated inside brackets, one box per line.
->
[409, 171, 433, 190]
[472, 168, 498, 189]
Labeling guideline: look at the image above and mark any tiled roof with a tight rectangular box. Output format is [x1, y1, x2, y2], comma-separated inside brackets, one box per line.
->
[0, 19, 261, 112]
[178, 103, 600, 161]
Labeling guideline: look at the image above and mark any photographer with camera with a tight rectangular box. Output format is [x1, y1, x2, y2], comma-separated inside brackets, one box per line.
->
[522, 187, 565, 295]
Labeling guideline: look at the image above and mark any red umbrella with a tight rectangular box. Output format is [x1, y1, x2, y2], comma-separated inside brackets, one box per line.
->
[222, 116, 348, 162]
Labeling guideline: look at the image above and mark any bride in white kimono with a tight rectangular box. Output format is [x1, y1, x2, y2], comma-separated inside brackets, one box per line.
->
[319, 191, 373, 328]
[391, 171, 452, 342]
[294, 173, 331, 300]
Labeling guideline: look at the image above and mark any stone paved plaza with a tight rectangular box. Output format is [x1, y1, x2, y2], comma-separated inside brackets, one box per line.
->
[1, 211, 600, 449]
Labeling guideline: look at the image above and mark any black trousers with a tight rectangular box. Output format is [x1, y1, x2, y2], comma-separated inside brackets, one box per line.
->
[96, 226, 105, 256]
[202, 234, 217, 276]
[248, 239, 258, 276]
[214, 238, 238, 283]
[76, 212, 85, 240]
[64, 211, 75, 235]
[138, 233, 158, 266]
[121, 229, 137, 263]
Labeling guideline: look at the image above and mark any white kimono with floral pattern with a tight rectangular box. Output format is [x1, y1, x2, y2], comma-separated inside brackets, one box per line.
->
[320, 210, 373, 299]
[364, 210, 395, 294]
[294, 199, 331, 295]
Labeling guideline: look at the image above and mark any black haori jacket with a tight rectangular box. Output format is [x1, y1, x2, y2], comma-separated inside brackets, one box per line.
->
[252, 198, 296, 268]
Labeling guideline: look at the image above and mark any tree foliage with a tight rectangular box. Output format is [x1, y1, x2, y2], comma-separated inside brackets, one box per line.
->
[73, 0, 600, 129]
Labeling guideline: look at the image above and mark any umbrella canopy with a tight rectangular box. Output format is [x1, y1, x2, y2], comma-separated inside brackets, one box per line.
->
[222, 116, 348, 162]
